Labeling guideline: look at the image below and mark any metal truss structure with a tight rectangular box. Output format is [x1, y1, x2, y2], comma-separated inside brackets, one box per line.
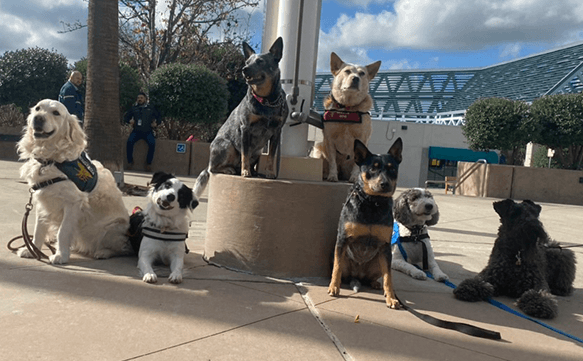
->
[313, 42, 583, 126]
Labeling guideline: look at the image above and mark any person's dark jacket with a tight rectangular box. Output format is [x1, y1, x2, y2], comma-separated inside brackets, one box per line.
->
[124, 103, 162, 133]
[58, 81, 84, 122]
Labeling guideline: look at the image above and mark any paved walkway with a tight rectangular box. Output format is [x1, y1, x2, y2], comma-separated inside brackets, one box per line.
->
[1, 159, 582, 360]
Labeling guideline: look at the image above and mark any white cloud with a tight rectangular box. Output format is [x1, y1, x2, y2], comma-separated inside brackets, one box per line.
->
[316, 0, 583, 70]
[0, 1, 88, 63]
[34, 0, 86, 10]
[333, 0, 395, 8]
[499, 43, 522, 59]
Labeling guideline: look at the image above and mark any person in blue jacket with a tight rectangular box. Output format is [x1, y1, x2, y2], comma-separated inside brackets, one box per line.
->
[58, 71, 84, 125]
[124, 92, 162, 171]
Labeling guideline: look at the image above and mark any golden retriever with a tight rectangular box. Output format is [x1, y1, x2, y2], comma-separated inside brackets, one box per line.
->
[17, 99, 131, 264]
[313, 52, 381, 182]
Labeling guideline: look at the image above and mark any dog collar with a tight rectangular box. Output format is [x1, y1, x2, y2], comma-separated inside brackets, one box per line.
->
[34, 152, 98, 193]
[323, 95, 369, 123]
[252, 91, 285, 108]
[323, 110, 365, 123]
[32, 177, 68, 191]
[142, 226, 188, 242]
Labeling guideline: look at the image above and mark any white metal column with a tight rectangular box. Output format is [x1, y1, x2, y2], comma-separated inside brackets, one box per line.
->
[262, 0, 322, 157]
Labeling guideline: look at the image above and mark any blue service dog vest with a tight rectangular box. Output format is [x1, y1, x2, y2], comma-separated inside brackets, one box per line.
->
[53, 152, 98, 193]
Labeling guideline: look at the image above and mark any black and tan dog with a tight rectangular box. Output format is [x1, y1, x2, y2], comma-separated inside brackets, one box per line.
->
[194, 37, 288, 198]
[328, 138, 403, 309]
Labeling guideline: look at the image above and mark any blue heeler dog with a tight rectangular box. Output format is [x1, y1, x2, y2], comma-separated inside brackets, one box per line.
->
[194, 37, 288, 199]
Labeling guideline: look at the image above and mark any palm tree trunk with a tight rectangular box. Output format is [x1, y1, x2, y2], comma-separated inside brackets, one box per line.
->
[85, 0, 122, 173]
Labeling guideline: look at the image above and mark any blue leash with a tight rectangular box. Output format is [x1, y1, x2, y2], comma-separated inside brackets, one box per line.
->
[393, 222, 583, 344]
[424, 272, 583, 344]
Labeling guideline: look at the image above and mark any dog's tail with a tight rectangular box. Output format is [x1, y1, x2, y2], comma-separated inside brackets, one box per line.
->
[193, 167, 210, 199]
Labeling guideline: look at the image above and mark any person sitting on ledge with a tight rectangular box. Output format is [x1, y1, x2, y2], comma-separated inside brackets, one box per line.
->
[124, 92, 162, 172]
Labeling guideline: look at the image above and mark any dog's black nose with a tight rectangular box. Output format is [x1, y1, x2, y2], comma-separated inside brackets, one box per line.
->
[380, 181, 391, 191]
[425, 203, 433, 211]
[33, 115, 45, 130]
[166, 194, 175, 202]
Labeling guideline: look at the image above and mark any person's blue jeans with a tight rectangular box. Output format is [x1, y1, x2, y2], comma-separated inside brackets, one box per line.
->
[127, 131, 156, 165]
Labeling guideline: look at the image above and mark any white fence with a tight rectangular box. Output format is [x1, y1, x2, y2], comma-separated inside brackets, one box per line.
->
[374, 110, 466, 126]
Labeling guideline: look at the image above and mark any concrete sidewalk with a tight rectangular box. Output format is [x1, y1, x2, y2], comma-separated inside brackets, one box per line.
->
[1, 159, 582, 360]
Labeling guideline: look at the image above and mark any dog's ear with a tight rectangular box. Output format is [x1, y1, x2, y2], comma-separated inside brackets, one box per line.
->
[67, 113, 87, 152]
[393, 191, 414, 225]
[242, 42, 255, 60]
[269, 37, 284, 63]
[388, 137, 403, 164]
[149, 172, 173, 188]
[426, 204, 440, 226]
[353, 139, 372, 166]
[493, 199, 516, 219]
[17, 122, 34, 160]
[178, 184, 198, 210]
[330, 52, 345, 76]
[522, 200, 542, 217]
[366, 60, 382, 80]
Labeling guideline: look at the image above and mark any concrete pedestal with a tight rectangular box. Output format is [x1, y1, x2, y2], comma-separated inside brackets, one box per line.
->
[204, 174, 351, 278]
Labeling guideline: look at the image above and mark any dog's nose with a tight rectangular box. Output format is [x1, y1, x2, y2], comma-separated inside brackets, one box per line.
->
[350, 76, 360, 87]
[380, 181, 391, 191]
[166, 194, 175, 202]
[33, 115, 45, 130]
[425, 203, 433, 211]
[242, 66, 251, 78]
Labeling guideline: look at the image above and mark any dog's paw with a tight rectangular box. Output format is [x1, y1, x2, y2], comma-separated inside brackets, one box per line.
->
[386, 297, 401, 309]
[93, 250, 115, 259]
[142, 273, 158, 283]
[49, 252, 69, 264]
[517, 289, 558, 319]
[434, 272, 449, 282]
[264, 171, 277, 179]
[326, 174, 338, 182]
[453, 278, 493, 301]
[168, 273, 183, 284]
[241, 169, 252, 177]
[17, 248, 35, 259]
[412, 270, 427, 280]
[328, 284, 341, 297]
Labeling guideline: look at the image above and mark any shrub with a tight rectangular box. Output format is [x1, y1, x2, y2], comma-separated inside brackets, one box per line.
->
[0, 47, 69, 110]
[0, 104, 26, 127]
[149, 63, 229, 140]
[462, 97, 530, 165]
[529, 93, 583, 169]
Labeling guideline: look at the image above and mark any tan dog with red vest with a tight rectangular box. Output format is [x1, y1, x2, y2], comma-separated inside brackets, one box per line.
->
[312, 52, 381, 182]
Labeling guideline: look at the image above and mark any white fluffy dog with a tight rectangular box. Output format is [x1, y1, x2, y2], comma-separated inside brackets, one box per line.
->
[16, 99, 131, 264]
[136, 172, 198, 284]
[391, 188, 449, 281]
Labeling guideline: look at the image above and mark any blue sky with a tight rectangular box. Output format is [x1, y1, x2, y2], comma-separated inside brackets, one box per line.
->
[1, 0, 582, 73]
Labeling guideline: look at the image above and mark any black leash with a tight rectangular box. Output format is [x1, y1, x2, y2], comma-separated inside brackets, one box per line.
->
[395, 293, 502, 340]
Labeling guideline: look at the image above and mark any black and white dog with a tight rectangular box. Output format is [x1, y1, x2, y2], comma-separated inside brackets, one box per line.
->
[391, 188, 448, 281]
[132, 172, 198, 284]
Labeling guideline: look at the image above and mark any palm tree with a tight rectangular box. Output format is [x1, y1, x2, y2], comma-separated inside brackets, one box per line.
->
[85, 0, 122, 173]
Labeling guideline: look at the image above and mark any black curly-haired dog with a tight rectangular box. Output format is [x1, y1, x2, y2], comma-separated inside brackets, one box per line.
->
[453, 199, 576, 319]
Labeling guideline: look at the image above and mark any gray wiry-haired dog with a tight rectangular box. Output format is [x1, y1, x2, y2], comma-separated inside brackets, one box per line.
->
[454, 199, 576, 319]
[391, 188, 448, 281]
